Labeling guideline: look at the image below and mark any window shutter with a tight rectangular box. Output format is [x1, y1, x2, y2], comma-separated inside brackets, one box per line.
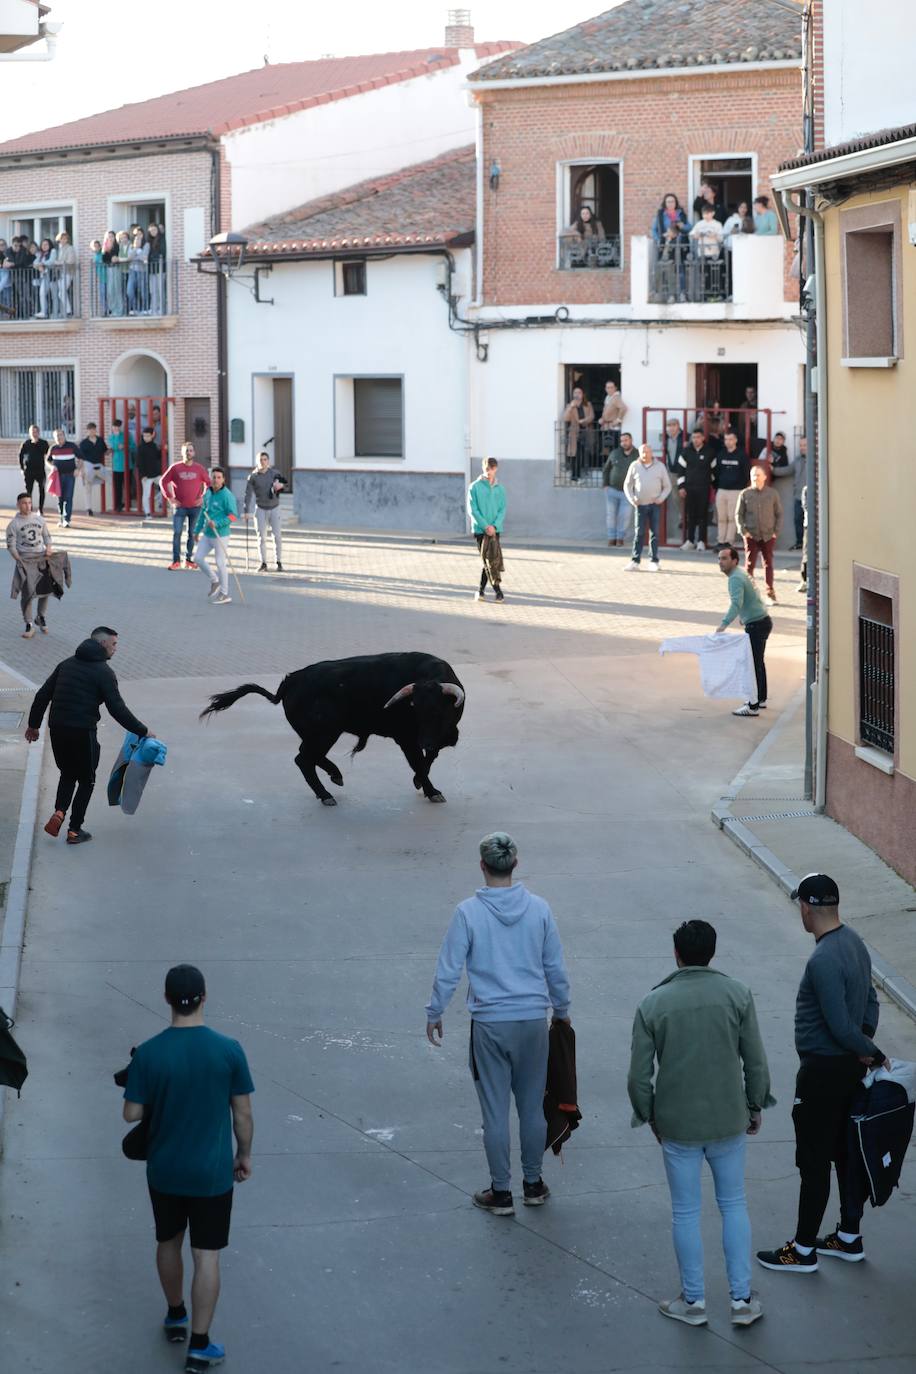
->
[354, 379, 402, 457]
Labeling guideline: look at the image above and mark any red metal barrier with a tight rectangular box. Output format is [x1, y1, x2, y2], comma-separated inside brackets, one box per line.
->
[97, 395, 174, 515]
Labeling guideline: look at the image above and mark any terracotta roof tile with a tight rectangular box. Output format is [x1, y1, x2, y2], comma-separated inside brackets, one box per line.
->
[471, 0, 802, 82]
[0, 43, 519, 156]
[239, 146, 476, 256]
[779, 120, 916, 173]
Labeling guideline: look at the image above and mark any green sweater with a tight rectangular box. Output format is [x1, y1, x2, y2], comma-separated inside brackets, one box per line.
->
[467, 476, 506, 534]
[720, 568, 768, 629]
[195, 486, 238, 539]
[628, 966, 775, 1144]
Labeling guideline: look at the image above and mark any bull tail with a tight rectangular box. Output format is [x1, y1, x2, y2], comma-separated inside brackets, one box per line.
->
[200, 680, 285, 720]
[350, 735, 370, 758]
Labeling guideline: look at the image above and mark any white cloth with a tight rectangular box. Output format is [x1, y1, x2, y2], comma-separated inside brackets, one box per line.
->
[863, 1058, 916, 1104]
[659, 633, 755, 701]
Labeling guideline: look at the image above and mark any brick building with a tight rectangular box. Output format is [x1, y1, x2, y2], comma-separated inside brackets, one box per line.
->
[464, 0, 809, 541]
[0, 31, 518, 506]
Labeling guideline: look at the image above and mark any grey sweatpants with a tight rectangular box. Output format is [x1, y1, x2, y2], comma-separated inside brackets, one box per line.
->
[256, 506, 282, 564]
[470, 1018, 548, 1192]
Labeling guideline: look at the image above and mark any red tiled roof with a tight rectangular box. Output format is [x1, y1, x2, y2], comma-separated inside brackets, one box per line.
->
[0, 43, 518, 156]
[237, 146, 476, 257]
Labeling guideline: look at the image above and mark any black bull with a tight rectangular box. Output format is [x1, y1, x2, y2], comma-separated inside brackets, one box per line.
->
[200, 652, 465, 806]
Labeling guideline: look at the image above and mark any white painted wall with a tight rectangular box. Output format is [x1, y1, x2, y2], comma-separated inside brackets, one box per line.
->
[226, 250, 470, 477]
[223, 52, 481, 229]
[823, 0, 916, 145]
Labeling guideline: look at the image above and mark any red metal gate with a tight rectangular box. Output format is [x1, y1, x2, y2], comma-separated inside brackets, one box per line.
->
[97, 395, 174, 515]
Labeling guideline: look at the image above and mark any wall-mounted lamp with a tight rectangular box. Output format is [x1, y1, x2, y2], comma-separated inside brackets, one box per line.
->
[489, 160, 501, 191]
[196, 232, 274, 304]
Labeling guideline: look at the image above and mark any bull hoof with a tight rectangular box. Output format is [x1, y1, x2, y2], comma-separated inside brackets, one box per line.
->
[427, 792, 447, 804]
[320, 796, 338, 807]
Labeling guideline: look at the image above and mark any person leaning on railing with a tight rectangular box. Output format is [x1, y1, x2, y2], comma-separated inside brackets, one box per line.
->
[147, 223, 166, 315]
[33, 238, 57, 318]
[564, 205, 605, 267]
[652, 194, 689, 302]
[102, 230, 123, 316]
[55, 231, 77, 318]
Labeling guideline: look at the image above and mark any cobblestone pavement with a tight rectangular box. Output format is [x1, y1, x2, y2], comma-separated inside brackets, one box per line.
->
[4, 513, 914, 1374]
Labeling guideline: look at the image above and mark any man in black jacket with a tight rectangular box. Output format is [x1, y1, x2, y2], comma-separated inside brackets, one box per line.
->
[18, 424, 49, 513]
[713, 431, 750, 549]
[25, 626, 149, 845]
[677, 428, 716, 551]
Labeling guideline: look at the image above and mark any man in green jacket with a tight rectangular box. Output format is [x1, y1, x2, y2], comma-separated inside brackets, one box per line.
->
[628, 920, 774, 1329]
[467, 457, 506, 603]
[716, 543, 772, 716]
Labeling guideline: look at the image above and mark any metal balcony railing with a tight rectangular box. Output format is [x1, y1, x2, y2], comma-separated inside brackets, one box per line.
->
[554, 420, 609, 486]
[88, 258, 177, 319]
[648, 242, 732, 303]
[0, 264, 81, 321]
[558, 233, 622, 271]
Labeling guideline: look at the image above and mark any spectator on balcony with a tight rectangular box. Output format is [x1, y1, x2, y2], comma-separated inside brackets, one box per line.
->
[88, 238, 107, 316]
[565, 205, 605, 267]
[562, 387, 595, 482]
[55, 231, 77, 317]
[32, 238, 57, 318]
[753, 197, 779, 235]
[677, 428, 716, 552]
[19, 424, 49, 513]
[652, 193, 690, 243]
[737, 465, 782, 603]
[713, 431, 750, 548]
[602, 431, 636, 546]
[127, 228, 150, 315]
[723, 202, 754, 250]
[102, 230, 123, 316]
[11, 236, 34, 318]
[652, 194, 689, 301]
[137, 427, 163, 520]
[600, 381, 627, 455]
[689, 207, 725, 300]
[47, 428, 82, 528]
[623, 444, 671, 573]
[147, 223, 166, 315]
[0, 252, 13, 317]
[692, 182, 725, 224]
[79, 421, 108, 518]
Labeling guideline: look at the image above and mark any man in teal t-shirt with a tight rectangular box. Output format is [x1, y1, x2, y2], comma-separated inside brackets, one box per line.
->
[467, 456, 506, 603]
[716, 544, 772, 717]
[124, 965, 254, 1366]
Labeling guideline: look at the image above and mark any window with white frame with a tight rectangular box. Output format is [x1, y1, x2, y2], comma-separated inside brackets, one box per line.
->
[2, 206, 74, 250]
[108, 197, 167, 239]
[0, 365, 75, 438]
[559, 162, 622, 270]
[334, 375, 403, 459]
[334, 259, 367, 296]
[690, 157, 754, 217]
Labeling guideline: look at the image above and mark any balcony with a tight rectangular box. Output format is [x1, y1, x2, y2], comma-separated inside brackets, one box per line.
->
[0, 265, 81, 327]
[89, 259, 179, 326]
[631, 234, 790, 319]
[558, 232, 621, 271]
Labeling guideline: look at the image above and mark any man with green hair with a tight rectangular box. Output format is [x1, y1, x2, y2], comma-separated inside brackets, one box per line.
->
[425, 833, 571, 1215]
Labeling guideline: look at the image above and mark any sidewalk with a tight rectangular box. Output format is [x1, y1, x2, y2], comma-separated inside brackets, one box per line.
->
[713, 689, 916, 1019]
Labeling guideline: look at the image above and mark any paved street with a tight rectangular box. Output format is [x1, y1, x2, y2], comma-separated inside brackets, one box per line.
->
[1, 516, 914, 1374]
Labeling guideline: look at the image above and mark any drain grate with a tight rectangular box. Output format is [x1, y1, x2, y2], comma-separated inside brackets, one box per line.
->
[737, 809, 818, 821]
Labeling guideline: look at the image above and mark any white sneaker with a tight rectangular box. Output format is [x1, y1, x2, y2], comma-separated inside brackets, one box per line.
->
[696, 541, 706, 551]
[213, 593, 232, 604]
[623, 560, 640, 572]
[731, 1294, 763, 1327]
[648, 561, 660, 572]
[680, 540, 695, 551]
[207, 582, 220, 599]
[732, 702, 759, 717]
[658, 1295, 707, 1326]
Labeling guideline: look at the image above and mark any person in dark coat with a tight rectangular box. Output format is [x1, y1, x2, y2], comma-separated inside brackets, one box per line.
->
[25, 626, 150, 845]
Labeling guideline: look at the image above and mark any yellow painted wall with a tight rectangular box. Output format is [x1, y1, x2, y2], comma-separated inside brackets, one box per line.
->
[823, 185, 915, 778]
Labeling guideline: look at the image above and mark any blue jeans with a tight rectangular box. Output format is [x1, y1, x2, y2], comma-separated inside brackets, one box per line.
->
[58, 472, 75, 523]
[632, 503, 660, 563]
[172, 507, 198, 563]
[661, 1135, 752, 1302]
[605, 488, 631, 541]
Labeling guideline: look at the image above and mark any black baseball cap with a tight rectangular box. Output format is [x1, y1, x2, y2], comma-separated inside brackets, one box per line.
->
[790, 873, 840, 906]
[165, 964, 206, 1011]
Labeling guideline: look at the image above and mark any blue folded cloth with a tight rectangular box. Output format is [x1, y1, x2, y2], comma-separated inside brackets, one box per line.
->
[121, 732, 167, 767]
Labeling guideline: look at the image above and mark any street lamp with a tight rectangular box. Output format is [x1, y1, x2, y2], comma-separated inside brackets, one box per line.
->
[205, 231, 248, 275]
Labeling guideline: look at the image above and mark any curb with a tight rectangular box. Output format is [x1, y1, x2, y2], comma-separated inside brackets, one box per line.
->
[0, 659, 43, 1151]
[711, 689, 916, 1025]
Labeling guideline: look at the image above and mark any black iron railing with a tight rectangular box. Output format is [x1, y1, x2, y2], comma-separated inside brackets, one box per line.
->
[88, 258, 178, 319]
[859, 617, 895, 754]
[554, 420, 611, 486]
[558, 233, 622, 271]
[0, 264, 81, 321]
[648, 242, 732, 303]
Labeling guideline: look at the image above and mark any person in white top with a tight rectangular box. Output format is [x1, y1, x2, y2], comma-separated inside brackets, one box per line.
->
[623, 444, 672, 572]
[689, 206, 726, 301]
[5, 491, 52, 637]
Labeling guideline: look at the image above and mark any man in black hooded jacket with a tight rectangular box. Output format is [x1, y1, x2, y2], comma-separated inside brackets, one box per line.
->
[25, 625, 149, 845]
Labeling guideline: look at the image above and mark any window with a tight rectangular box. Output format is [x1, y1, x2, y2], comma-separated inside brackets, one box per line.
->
[841, 203, 902, 364]
[355, 378, 402, 456]
[559, 161, 622, 270]
[858, 593, 895, 755]
[0, 365, 75, 438]
[690, 157, 754, 217]
[3, 206, 74, 247]
[335, 259, 367, 296]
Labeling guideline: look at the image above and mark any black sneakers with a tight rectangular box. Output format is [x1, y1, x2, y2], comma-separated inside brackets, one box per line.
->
[66, 829, 93, 846]
[816, 1231, 865, 1262]
[472, 1186, 514, 1216]
[756, 1240, 818, 1273]
[258, 562, 268, 572]
[494, 586, 505, 602]
[522, 1179, 550, 1206]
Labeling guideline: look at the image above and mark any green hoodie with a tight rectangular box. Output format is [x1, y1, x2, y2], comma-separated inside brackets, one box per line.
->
[467, 475, 506, 534]
[195, 485, 238, 539]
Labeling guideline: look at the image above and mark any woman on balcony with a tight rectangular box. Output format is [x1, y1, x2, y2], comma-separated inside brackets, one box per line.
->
[147, 223, 166, 315]
[102, 230, 122, 316]
[562, 386, 596, 482]
[752, 196, 779, 235]
[652, 194, 690, 302]
[126, 228, 150, 315]
[33, 238, 57, 318]
[55, 231, 77, 318]
[565, 205, 605, 268]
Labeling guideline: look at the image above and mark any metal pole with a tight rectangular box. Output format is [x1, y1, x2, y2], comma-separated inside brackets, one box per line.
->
[803, 195, 817, 800]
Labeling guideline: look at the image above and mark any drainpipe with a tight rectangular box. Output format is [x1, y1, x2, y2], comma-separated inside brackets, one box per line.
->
[0, 31, 59, 62]
[812, 210, 829, 811]
[472, 98, 484, 306]
[210, 146, 229, 462]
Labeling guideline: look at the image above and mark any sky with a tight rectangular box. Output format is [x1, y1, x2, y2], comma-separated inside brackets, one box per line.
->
[0, 1, 622, 142]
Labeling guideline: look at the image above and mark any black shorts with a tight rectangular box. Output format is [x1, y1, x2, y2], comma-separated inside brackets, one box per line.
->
[149, 1186, 233, 1250]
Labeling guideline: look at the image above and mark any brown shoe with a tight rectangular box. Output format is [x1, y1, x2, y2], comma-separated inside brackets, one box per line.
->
[44, 810, 65, 837]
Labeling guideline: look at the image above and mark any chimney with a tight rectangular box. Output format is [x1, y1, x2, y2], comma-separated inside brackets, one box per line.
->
[445, 8, 474, 47]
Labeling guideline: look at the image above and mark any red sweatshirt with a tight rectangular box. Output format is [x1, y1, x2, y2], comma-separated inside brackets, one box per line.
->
[160, 461, 210, 507]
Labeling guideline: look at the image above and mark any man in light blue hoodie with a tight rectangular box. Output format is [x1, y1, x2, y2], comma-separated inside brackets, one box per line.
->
[426, 832, 571, 1216]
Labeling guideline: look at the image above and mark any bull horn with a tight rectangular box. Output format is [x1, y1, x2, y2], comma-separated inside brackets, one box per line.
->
[383, 683, 415, 710]
[440, 683, 465, 709]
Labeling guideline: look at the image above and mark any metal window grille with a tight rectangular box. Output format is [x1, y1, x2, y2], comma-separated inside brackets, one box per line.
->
[0, 365, 75, 438]
[859, 617, 895, 753]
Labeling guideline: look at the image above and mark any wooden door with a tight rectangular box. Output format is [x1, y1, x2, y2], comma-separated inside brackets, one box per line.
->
[272, 378, 293, 484]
